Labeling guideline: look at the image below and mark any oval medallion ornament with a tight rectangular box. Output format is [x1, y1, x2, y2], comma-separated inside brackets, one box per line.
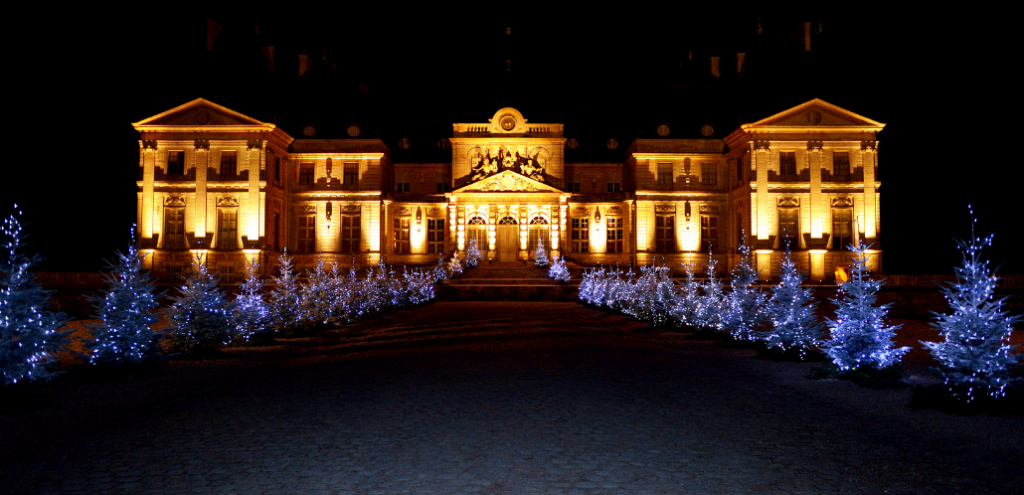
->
[808, 111, 822, 125]
[701, 125, 714, 137]
[499, 114, 517, 131]
[196, 110, 210, 125]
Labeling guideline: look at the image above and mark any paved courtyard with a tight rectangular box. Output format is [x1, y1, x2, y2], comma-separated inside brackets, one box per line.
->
[2, 302, 1021, 494]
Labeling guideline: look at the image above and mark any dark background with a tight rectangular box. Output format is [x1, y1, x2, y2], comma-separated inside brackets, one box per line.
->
[3, 9, 1020, 274]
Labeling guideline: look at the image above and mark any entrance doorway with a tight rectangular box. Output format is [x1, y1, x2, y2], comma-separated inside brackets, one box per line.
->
[466, 216, 488, 256]
[497, 215, 518, 261]
[528, 216, 550, 259]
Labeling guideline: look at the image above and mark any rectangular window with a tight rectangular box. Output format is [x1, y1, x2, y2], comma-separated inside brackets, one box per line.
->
[832, 208, 853, 250]
[341, 215, 361, 253]
[427, 218, 444, 253]
[607, 181, 621, 192]
[396, 182, 410, 192]
[655, 215, 674, 253]
[167, 151, 185, 175]
[571, 217, 589, 253]
[217, 264, 236, 284]
[700, 215, 719, 251]
[393, 217, 410, 254]
[299, 163, 314, 185]
[274, 157, 281, 184]
[701, 163, 717, 186]
[606, 217, 624, 253]
[779, 152, 796, 176]
[163, 207, 185, 249]
[569, 172, 581, 193]
[657, 163, 673, 187]
[221, 151, 237, 177]
[297, 213, 316, 253]
[833, 152, 850, 177]
[344, 162, 358, 190]
[778, 208, 799, 246]
[217, 208, 238, 250]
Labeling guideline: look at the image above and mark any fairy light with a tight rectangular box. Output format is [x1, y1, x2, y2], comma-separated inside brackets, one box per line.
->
[764, 244, 825, 359]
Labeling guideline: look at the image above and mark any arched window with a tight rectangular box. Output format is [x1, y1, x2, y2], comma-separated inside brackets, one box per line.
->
[498, 216, 518, 225]
[529, 216, 549, 225]
[468, 216, 487, 225]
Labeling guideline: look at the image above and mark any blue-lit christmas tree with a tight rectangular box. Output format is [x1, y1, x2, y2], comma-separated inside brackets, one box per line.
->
[923, 212, 1021, 401]
[465, 238, 482, 267]
[534, 237, 549, 267]
[821, 239, 909, 372]
[164, 252, 234, 352]
[269, 249, 303, 333]
[432, 254, 449, 284]
[724, 237, 766, 341]
[1, 206, 69, 384]
[300, 255, 334, 326]
[764, 246, 824, 359]
[695, 248, 726, 331]
[234, 258, 273, 344]
[549, 256, 570, 282]
[670, 262, 701, 328]
[624, 264, 676, 326]
[86, 225, 164, 366]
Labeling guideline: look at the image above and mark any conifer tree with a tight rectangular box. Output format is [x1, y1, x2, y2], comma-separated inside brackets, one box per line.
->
[269, 248, 302, 333]
[724, 238, 766, 341]
[465, 238, 482, 267]
[923, 213, 1021, 401]
[164, 252, 234, 352]
[548, 256, 570, 282]
[764, 247, 824, 359]
[624, 264, 676, 326]
[1, 206, 68, 384]
[432, 254, 449, 283]
[86, 225, 164, 365]
[695, 248, 726, 331]
[821, 239, 909, 372]
[670, 262, 701, 328]
[533, 237, 549, 267]
[234, 258, 272, 344]
[447, 252, 464, 277]
[300, 255, 333, 325]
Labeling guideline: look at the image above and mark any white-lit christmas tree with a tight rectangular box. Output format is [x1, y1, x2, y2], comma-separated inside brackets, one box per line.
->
[764, 246, 824, 359]
[86, 225, 164, 366]
[432, 254, 449, 284]
[624, 263, 676, 326]
[164, 252, 234, 352]
[299, 255, 334, 325]
[923, 212, 1021, 401]
[465, 238, 482, 267]
[534, 237, 549, 267]
[1, 206, 69, 384]
[724, 237, 766, 341]
[269, 248, 303, 333]
[670, 262, 702, 328]
[234, 258, 273, 344]
[695, 249, 726, 331]
[549, 256, 570, 282]
[447, 252, 463, 277]
[821, 239, 909, 372]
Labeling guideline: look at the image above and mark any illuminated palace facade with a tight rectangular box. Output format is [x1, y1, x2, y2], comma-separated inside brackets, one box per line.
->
[133, 98, 884, 281]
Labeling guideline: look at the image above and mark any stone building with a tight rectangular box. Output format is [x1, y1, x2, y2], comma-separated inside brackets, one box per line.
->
[132, 97, 884, 281]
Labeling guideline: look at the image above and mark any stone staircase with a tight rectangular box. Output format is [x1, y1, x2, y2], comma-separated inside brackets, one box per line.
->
[438, 261, 584, 301]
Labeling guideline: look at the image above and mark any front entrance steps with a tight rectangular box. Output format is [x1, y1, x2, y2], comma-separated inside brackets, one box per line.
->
[438, 261, 584, 301]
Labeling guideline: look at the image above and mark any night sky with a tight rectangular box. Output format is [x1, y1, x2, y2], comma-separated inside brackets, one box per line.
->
[4, 9, 1021, 274]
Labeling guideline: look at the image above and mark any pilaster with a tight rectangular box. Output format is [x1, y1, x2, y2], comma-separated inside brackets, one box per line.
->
[807, 141, 823, 241]
[141, 141, 156, 240]
[754, 141, 770, 244]
[861, 141, 877, 241]
[247, 141, 262, 244]
[194, 140, 209, 239]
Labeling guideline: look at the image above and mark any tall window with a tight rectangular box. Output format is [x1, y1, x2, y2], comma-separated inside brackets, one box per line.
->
[833, 152, 850, 177]
[167, 151, 185, 175]
[435, 172, 450, 193]
[832, 208, 853, 250]
[393, 218, 410, 253]
[274, 157, 281, 184]
[163, 208, 185, 249]
[273, 212, 280, 251]
[427, 218, 444, 253]
[778, 208, 798, 247]
[299, 163, 314, 185]
[655, 215, 674, 253]
[607, 217, 624, 253]
[217, 208, 238, 250]
[344, 162, 359, 190]
[298, 213, 316, 253]
[568, 172, 581, 192]
[657, 163, 673, 188]
[735, 156, 744, 185]
[700, 215, 719, 251]
[341, 215, 360, 252]
[528, 216, 550, 255]
[607, 172, 622, 192]
[571, 218, 589, 253]
[701, 163, 717, 186]
[779, 152, 796, 176]
[221, 151, 237, 177]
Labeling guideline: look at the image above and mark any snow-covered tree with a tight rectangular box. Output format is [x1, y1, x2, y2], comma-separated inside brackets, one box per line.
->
[723, 238, 766, 341]
[549, 256, 570, 282]
[533, 237, 549, 267]
[670, 262, 701, 328]
[164, 252, 234, 352]
[86, 225, 164, 366]
[624, 264, 676, 326]
[1, 206, 68, 384]
[694, 250, 726, 331]
[923, 214, 1021, 401]
[764, 248, 824, 359]
[465, 238, 482, 267]
[234, 258, 273, 344]
[299, 256, 334, 326]
[821, 240, 909, 372]
[269, 249, 302, 333]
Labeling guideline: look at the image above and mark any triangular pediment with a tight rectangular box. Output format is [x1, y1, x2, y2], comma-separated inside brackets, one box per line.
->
[454, 170, 562, 193]
[746, 99, 884, 129]
[133, 98, 268, 128]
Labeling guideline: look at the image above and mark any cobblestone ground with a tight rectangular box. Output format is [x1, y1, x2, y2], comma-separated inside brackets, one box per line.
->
[3, 302, 1021, 494]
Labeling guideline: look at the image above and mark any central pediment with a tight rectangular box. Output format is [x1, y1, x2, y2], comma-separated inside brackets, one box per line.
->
[453, 170, 562, 194]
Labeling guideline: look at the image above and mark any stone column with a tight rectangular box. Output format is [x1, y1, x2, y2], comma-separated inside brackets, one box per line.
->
[755, 141, 770, 245]
[246, 140, 263, 245]
[141, 140, 156, 240]
[194, 140, 209, 241]
[382, 200, 392, 256]
[861, 141, 877, 241]
[808, 141, 823, 240]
